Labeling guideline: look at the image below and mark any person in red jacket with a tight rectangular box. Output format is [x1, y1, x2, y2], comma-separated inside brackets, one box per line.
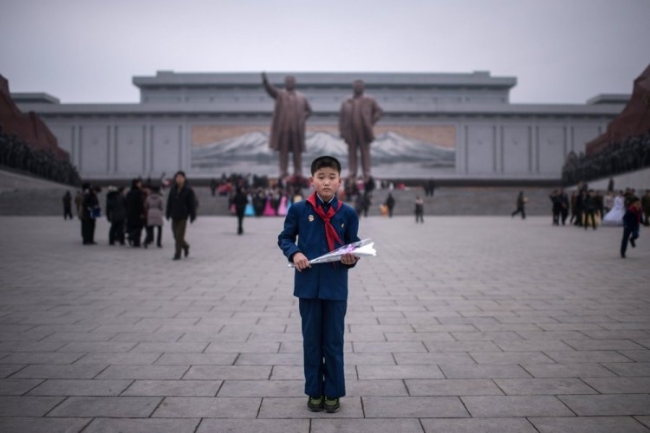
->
[621, 197, 642, 258]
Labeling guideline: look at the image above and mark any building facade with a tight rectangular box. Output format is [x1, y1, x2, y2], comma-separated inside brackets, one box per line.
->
[13, 71, 627, 181]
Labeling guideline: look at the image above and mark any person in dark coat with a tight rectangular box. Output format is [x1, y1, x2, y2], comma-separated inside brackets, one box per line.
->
[559, 189, 570, 226]
[106, 186, 126, 245]
[511, 191, 526, 219]
[415, 195, 424, 223]
[166, 171, 197, 260]
[549, 190, 561, 226]
[574, 188, 586, 227]
[621, 197, 642, 258]
[583, 190, 597, 230]
[125, 179, 145, 247]
[81, 185, 100, 245]
[232, 187, 249, 235]
[385, 193, 396, 218]
[62, 191, 73, 220]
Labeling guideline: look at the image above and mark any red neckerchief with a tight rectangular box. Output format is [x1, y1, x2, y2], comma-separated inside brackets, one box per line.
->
[307, 192, 343, 252]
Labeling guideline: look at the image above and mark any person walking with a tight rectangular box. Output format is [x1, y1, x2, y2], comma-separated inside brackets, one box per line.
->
[81, 185, 100, 245]
[583, 190, 597, 230]
[559, 189, 570, 226]
[232, 186, 249, 235]
[511, 191, 526, 219]
[210, 178, 217, 197]
[621, 197, 642, 258]
[125, 179, 145, 247]
[144, 186, 164, 248]
[106, 186, 127, 245]
[549, 190, 561, 226]
[62, 191, 73, 220]
[385, 193, 395, 218]
[166, 171, 197, 261]
[415, 195, 424, 223]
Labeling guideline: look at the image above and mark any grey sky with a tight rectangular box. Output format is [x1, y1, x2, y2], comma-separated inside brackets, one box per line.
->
[1, 0, 648, 104]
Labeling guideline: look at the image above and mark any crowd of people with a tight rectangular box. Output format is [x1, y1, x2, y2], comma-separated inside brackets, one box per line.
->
[215, 173, 395, 220]
[72, 171, 197, 261]
[545, 185, 650, 229]
[561, 131, 650, 185]
[0, 125, 81, 186]
[544, 184, 649, 258]
[210, 172, 430, 231]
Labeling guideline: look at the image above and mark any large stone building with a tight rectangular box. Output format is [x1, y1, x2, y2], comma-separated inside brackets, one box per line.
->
[13, 71, 627, 181]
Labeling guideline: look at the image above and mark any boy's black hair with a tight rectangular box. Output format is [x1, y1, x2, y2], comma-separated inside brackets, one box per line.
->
[311, 156, 341, 175]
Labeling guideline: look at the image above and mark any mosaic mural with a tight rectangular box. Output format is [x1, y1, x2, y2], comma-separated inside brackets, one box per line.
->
[191, 124, 456, 177]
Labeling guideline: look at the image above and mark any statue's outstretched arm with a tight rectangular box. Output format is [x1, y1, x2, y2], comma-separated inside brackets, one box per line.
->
[262, 72, 278, 99]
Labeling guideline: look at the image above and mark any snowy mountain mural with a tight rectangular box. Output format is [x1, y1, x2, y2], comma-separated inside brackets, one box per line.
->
[192, 130, 455, 177]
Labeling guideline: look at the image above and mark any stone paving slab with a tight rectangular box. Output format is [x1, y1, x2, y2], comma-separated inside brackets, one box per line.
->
[0, 215, 649, 432]
[420, 417, 538, 433]
[48, 396, 161, 417]
[311, 418, 424, 433]
[529, 416, 650, 433]
[0, 417, 91, 433]
[197, 419, 309, 433]
[83, 418, 200, 433]
[28, 379, 132, 396]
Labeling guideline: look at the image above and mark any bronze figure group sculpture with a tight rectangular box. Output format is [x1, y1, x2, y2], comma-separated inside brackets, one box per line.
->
[262, 73, 383, 180]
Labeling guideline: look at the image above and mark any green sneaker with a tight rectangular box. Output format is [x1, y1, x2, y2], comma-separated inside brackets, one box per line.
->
[324, 397, 340, 413]
[307, 395, 323, 412]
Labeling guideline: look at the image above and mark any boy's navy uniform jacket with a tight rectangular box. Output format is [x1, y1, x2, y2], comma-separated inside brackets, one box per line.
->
[278, 195, 360, 301]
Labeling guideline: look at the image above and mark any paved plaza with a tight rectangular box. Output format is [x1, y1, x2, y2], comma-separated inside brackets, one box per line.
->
[0, 215, 649, 433]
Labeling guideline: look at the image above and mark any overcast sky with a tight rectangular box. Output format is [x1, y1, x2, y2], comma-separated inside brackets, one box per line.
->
[1, 0, 648, 105]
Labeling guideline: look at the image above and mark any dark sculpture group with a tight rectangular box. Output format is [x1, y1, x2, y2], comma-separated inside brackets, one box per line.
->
[262, 73, 383, 180]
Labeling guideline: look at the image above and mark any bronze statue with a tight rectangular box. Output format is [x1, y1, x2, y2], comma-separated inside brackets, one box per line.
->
[262, 72, 312, 178]
[339, 80, 383, 180]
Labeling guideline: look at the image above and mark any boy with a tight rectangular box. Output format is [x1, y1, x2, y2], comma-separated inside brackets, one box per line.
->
[278, 156, 360, 413]
[621, 197, 642, 258]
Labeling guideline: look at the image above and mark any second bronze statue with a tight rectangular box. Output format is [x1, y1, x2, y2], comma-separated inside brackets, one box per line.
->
[339, 80, 383, 181]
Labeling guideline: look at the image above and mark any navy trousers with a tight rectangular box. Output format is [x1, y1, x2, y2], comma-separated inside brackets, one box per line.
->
[299, 298, 347, 398]
[621, 226, 640, 257]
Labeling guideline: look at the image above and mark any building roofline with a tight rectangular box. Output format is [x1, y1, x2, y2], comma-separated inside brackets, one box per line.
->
[11, 92, 60, 104]
[586, 93, 631, 105]
[132, 71, 518, 89]
[17, 101, 623, 117]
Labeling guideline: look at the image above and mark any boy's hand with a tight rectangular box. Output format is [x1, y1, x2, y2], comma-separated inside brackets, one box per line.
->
[341, 253, 359, 266]
[293, 252, 310, 271]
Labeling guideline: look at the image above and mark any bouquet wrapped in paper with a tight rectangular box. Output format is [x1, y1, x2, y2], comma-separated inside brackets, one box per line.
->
[287, 238, 377, 268]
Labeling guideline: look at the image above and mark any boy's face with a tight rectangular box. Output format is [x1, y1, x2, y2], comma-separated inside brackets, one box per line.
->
[311, 167, 340, 202]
